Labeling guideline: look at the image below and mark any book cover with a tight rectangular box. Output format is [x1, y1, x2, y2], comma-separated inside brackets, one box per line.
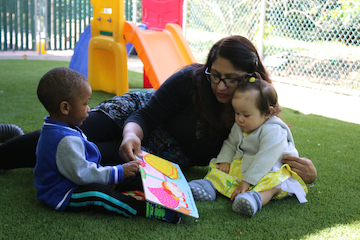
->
[136, 151, 199, 219]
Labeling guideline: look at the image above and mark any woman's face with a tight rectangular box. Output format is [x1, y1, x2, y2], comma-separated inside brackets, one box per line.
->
[209, 57, 247, 104]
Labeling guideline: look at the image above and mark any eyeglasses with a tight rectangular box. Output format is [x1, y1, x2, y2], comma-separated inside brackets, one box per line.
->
[205, 67, 245, 88]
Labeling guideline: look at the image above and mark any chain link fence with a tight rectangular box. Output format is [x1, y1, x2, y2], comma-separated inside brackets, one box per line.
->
[185, 0, 360, 92]
[2, 0, 359, 91]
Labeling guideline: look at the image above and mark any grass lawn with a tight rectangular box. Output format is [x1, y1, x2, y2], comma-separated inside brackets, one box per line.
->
[1, 60, 360, 239]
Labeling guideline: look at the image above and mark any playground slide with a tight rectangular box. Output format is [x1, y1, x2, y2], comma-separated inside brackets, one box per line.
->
[69, 24, 135, 78]
[69, 25, 91, 77]
[124, 21, 196, 90]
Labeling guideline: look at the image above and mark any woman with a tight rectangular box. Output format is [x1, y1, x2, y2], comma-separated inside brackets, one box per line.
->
[0, 36, 316, 184]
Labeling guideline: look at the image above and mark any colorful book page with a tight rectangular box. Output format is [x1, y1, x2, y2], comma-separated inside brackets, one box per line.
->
[136, 151, 199, 219]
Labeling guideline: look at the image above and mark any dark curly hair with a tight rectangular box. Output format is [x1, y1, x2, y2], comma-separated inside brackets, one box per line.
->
[37, 67, 88, 114]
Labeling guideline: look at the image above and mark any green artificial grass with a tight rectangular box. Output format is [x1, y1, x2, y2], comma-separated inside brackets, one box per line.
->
[0, 60, 142, 133]
[1, 60, 360, 239]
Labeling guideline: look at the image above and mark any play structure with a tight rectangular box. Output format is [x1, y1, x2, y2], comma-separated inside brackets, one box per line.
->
[124, 21, 194, 90]
[142, 0, 184, 31]
[71, 0, 195, 95]
[87, 0, 128, 95]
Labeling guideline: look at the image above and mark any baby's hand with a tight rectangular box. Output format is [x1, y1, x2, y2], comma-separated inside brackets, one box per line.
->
[122, 161, 140, 179]
[217, 162, 231, 174]
[230, 181, 251, 200]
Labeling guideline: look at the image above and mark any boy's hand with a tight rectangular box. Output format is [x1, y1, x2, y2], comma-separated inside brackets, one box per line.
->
[122, 161, 141, 179]
[231, 181, 251, 200]
[217, 162, 231, 174]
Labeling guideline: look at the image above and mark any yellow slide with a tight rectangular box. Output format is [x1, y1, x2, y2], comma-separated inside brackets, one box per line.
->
[88, 0, 129, 95]
[124, 21, 196, 90]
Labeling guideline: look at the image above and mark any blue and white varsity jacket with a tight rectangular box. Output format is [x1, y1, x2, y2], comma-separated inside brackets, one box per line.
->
[34, 117, 124, 211]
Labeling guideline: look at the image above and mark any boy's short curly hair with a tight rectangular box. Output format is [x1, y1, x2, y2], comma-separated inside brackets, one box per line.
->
[37, 67, 88, 114]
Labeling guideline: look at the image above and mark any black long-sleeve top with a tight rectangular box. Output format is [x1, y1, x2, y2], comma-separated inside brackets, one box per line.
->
[125, 66, 228, 167]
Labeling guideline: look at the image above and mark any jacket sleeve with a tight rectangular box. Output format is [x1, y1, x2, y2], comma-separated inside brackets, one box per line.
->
[56, 136, 124, 185]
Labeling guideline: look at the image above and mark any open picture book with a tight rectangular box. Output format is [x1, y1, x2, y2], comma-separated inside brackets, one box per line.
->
[136, 151, 199, 219]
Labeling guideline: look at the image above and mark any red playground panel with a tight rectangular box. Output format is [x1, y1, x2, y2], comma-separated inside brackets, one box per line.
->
[142, 0, 185, 88]
[142, 0, 184, 30]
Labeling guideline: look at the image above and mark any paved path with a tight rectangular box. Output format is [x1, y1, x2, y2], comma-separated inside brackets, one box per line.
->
[273, 81, 360, 125]
[1, 50, 358, 125]
[0, 50, 73, 61]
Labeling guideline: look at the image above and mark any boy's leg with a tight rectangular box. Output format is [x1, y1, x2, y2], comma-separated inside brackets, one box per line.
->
[67, 183, 181, 223]
[145, 202, 181, 224]
[66, 183, 145, 218]
[115, 175, 143, 192]
[188, 179, 216, 201]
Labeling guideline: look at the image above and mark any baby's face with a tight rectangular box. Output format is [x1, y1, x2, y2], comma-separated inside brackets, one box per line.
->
[232, 90, 268, 134]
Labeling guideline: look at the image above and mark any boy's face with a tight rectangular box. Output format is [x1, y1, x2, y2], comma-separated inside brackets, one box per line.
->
[232, 90, 268, 134]
[66, 82, 92, 127]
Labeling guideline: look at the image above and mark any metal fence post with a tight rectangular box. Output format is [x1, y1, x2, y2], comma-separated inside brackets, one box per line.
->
[258, 0, 266, 61]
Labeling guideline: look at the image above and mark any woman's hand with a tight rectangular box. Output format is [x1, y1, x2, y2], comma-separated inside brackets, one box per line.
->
[231, 181, 251, 200]
[217, 162, 231, 174]
[282, 155, 317, 184]
[119, 122, 144, 162]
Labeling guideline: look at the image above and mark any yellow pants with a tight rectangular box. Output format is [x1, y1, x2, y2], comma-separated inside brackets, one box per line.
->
[204, 158, 308, 199]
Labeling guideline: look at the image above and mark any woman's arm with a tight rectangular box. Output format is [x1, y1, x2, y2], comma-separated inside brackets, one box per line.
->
[120, 67, 195, 162]
[124, 67, 194, 138]
[281, 155, 317, 184]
